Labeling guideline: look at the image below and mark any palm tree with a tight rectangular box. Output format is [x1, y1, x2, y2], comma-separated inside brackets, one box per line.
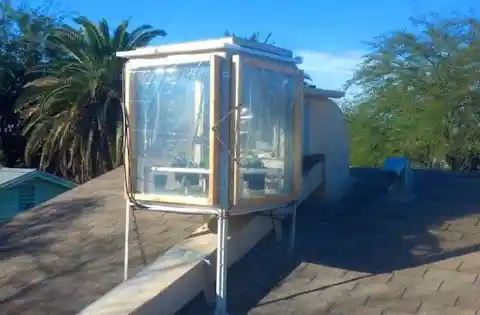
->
[16, 17, 165, 183]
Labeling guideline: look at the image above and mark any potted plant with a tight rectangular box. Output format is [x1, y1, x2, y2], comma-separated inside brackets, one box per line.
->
[241, 153, 266, 191]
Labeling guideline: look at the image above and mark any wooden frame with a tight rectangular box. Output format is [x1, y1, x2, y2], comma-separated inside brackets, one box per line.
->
[229, 55, 303, 211]
[124, 54, 221, 206]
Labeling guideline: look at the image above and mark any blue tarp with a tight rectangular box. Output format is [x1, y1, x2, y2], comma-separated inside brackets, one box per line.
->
[383, 157, 409, 176]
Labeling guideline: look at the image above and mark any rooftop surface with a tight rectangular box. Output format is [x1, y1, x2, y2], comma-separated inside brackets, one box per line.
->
[116, 36, 294, 59]
[179, 169, 480, 315]
[0, 167, 36, 186]
[0, 167, 76, 189]
[0, 167, 206, 315]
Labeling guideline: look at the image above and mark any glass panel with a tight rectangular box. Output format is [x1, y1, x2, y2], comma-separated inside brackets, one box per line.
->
[238, 63, 296, 198]
[130, 61, 211, 199]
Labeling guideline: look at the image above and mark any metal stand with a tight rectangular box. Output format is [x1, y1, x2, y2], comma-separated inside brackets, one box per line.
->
[121, 199, 296, 315]
[214, 212, 229, 315]
[124, 200, 131, 281]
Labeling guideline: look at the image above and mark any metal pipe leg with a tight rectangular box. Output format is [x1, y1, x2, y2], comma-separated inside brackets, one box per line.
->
[124, 200, 131, 281]
[214, 213, 229, 315]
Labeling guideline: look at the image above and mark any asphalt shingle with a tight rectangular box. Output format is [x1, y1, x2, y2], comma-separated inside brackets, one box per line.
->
[179, 170, 480, 315]
[0, 167, 206, 315]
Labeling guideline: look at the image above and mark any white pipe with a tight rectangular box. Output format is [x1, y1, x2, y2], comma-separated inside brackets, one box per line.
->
[123, 199, 131, 281]
[150, 167, 209, 174]
[214, 213, 228, 315]
[193, 80, 204, 165]
[132, 202, 220, 215]
[130, 200, 293, 216]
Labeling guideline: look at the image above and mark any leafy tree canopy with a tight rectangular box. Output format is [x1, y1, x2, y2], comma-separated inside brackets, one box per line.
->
[346, 14, 480, 171]
[0, 2, 62, 168]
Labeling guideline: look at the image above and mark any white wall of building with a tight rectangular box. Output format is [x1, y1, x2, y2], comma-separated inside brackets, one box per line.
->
[303, 92, 350, 201]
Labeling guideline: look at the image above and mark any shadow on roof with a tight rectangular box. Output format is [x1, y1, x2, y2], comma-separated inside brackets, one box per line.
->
[179, 168, 480, 314]
[0, 197, 104, 262]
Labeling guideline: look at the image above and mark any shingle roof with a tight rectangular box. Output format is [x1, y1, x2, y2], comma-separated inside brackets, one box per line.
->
[179, 169, 480, 314]
[0, 167, 37, 186]
[0, 167, 206, 315]
[0, 167, 76, 189]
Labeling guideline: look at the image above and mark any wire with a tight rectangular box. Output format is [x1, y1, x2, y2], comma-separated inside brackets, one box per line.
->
[121, 94, 147, 210]
[131, 207, 148, 266]
[121, 74, 219, 215]
[121, 69, 297, 218]
[121, 85, 149, 267]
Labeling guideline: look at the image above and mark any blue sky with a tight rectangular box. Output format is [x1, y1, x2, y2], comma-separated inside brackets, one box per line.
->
[24, 0, 480, 92]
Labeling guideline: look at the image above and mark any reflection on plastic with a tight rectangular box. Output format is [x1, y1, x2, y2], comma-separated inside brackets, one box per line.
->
[238, 64, 295, 198]
[130, 61, 211, 199]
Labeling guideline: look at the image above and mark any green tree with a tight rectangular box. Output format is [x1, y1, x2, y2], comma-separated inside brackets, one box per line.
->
[0, 2, 62, 167]
[16, 17, 165, 182]
[347, 15, 480, 170]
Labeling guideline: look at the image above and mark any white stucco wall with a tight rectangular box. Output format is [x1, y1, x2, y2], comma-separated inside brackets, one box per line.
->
[303, 93, 350, 201]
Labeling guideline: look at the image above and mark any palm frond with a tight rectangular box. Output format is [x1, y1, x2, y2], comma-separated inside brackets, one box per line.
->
[17, 16, 165, 182]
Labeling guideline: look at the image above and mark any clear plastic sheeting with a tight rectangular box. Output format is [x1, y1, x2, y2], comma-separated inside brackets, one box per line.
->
[118, 39, 304, 315]
[238, 64, 295, 198]
[129, 61, 211, 199]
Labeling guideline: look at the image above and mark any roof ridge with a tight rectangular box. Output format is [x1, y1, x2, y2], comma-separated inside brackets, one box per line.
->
[0, 167, 37, 170]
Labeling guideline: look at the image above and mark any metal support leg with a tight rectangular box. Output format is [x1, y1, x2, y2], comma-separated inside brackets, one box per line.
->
[289, 202, 297, 252]
[215, 212, 229, 315]
[124, 200, 131, 281]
